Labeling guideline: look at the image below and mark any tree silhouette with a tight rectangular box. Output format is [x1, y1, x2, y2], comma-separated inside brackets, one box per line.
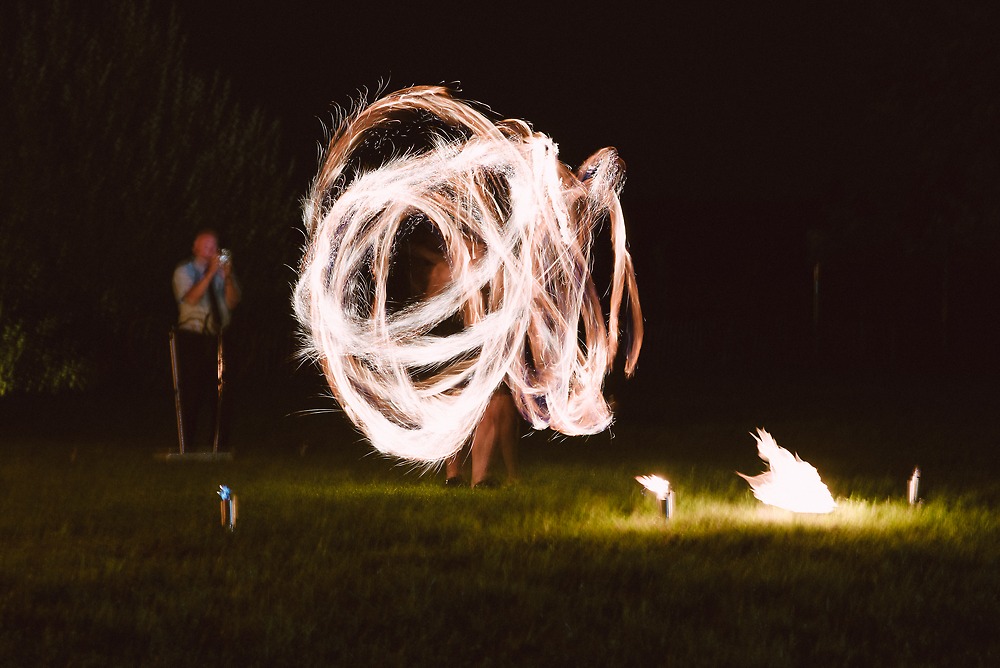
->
[815, 2, 1000, 364]
[1, 0, 300, 395]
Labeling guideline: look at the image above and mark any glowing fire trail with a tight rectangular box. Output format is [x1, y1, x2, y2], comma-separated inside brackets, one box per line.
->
[294, 86, 643, 463]
[738, 429, 837, 514]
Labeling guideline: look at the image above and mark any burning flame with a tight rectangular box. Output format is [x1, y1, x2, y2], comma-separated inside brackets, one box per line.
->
[635, 474, 671, 500]
[738, 429, 836, 514]
[294, 86, 642, 464]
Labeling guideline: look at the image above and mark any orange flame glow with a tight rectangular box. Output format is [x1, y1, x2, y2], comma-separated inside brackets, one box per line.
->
[635, 474, 671, 500]
[738, 429, 836, 514]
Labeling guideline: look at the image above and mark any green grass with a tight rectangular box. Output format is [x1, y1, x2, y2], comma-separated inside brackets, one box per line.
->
[1, 376, 999, 666]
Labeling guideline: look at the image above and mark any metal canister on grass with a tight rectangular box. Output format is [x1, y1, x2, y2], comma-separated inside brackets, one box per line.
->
[658, 487, 676, 521]
[219, 485, 237, 531]
[908, 467, 920, 505]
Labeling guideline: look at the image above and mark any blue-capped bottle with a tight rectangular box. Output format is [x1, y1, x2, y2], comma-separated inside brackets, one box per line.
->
[218, 485, 238, 531]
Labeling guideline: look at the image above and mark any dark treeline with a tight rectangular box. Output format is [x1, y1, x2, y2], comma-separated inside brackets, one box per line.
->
[631, 1, 1000, 377]
[0, 1, 305, 396]
[2, 0, 999, 400]
[811, 2, 1000, 368]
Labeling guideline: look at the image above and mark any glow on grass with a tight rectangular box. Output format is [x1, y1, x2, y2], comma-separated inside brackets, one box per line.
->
[611, 492, 934, 536]
[294, 86, 642, 464]
[738, 429, 837, 514]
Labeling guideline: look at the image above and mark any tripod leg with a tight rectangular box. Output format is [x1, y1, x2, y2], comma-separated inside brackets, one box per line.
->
[213, 334, 225, 453]
[169, 329, 186, 455]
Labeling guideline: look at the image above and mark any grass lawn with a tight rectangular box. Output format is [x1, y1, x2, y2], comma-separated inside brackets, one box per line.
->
[1, 371, 998, 666]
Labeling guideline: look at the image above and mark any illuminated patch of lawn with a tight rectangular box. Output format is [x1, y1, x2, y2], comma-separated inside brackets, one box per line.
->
[2, 429, 997, 665]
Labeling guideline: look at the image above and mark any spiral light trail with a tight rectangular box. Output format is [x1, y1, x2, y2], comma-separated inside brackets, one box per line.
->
[294, 86, 642, 463]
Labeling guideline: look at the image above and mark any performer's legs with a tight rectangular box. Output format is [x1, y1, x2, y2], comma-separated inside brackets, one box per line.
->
[471, 389, 519, 486]
[470, 406, 498, 487]
[496, 392, 520, 482]
[445, 445, 467, 484]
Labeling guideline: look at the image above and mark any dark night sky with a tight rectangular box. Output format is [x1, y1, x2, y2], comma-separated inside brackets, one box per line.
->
[168, 1, 1000, 371]
[175, 1, 872, 199]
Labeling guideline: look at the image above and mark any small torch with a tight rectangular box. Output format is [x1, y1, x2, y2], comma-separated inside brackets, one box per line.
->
[218, 484, 238, 531]
[635, 475, 675, 521]
[907, 467, 920, 506]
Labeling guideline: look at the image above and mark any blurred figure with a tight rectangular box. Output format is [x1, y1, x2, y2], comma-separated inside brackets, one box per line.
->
[462, 386, 519, 488]
[414, 240, 520, 488]
[171, 229, 241, 451]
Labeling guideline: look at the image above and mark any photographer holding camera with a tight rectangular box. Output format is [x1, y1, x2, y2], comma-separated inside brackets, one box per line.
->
[171, 229, 241, 452]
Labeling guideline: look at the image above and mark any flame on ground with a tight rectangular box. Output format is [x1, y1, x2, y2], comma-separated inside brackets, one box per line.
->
[738, 429, 837, 514]
[635, 474, 671, 500]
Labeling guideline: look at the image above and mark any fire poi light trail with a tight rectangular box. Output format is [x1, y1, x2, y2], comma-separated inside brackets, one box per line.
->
[294, 86, 643, 464]
[738, 429, 837, 514]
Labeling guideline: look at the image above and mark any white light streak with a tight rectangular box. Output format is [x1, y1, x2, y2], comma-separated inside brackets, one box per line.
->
[738, 429, 837, 514]
[294, 86, 643, 463]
